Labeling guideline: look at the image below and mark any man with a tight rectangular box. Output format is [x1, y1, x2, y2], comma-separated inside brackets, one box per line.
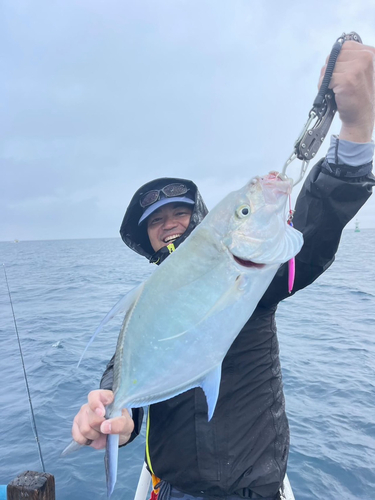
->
[71, 42, 375, 499]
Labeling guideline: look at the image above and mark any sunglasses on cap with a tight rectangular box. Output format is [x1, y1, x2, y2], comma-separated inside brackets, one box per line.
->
[139, 183, 189, 208]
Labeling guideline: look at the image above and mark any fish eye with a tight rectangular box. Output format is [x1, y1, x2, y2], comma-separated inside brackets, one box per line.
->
[235, 204, 251, 219]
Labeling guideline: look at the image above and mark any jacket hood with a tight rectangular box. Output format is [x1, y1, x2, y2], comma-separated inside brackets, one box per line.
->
[119, 177, 208, 263]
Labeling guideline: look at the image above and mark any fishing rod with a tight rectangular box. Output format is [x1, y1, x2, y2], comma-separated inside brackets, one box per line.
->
[3, 263, 46, 473]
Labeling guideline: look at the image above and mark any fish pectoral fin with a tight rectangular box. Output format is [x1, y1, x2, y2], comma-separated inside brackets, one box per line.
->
[197, 277, 244, 322]
[77, 282, 145, 367]
[199, 364, 222, 421]
[158, 279, 243, 343]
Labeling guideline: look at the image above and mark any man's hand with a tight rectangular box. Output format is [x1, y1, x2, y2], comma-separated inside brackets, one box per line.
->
[320, 41, 375, 143]
[72, 389, 134, 450]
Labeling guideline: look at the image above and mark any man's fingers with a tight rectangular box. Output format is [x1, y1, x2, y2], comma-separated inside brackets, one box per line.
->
[70, 390, 122, 451]
[332, 55, 375, 76]
[100, 412, 134, 436]
[87, 389, 114, 416]
[72, 419, 102, 444]
[329, 59, 374, 92]
[100, 416, 131, 435]
[319, 45, 375, 89]
[72, 391, 133, 448]
[339, 41, 375, 55]
[337, 48, 375, 63]
[90, 435, 108, 450]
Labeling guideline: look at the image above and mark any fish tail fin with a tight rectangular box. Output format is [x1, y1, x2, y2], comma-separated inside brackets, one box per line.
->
[105, 433, 120, 498]
[60, 439, 84, 457]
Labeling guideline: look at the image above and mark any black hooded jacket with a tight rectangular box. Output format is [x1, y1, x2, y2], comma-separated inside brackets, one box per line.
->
[119, 177, 208, 264]
[102, 161, 374, 498]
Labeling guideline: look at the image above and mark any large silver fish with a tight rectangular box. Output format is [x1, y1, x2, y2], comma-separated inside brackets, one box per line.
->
[65, 172, 303, 497]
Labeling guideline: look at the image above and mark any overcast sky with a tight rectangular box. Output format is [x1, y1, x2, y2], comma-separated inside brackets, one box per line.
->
[2, 0, 375, 241]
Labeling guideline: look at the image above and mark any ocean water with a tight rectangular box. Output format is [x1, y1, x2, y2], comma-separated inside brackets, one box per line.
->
[0, 231, 374, 500]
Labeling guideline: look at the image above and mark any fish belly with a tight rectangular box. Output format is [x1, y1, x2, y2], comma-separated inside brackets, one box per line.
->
[111, 230, 279, 411]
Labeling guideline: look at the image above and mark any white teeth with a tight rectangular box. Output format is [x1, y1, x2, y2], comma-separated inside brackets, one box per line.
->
[164, 234, 181, 243]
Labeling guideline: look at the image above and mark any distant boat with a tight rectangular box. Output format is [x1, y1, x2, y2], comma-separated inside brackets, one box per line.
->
[14, 239, 19, 243]
[354, 220, 360, 233]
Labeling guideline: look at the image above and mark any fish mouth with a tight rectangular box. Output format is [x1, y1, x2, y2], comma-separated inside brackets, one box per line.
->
[232, 255, 265, 269]
[262, 171, 293, 195]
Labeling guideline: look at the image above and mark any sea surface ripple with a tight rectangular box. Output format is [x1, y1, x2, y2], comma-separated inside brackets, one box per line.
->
[0, 230, 374, 500]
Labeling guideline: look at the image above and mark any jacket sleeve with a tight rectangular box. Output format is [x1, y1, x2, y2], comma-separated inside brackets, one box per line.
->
[100, 355, 144, 446]
[259, 157, 375, 307]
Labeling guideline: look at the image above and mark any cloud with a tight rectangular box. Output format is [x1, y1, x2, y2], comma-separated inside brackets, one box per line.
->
[2, 0, 375, 240]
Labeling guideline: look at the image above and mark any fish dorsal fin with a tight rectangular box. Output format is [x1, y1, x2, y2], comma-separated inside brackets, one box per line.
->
[199, 364, 222, 421]
[77, 282, 144, 367]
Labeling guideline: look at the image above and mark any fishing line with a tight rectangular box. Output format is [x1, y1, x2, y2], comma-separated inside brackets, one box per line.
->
[2, 263, 46, 473]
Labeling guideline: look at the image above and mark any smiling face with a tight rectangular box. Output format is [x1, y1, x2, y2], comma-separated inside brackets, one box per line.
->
[146, 202, 193, 252]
